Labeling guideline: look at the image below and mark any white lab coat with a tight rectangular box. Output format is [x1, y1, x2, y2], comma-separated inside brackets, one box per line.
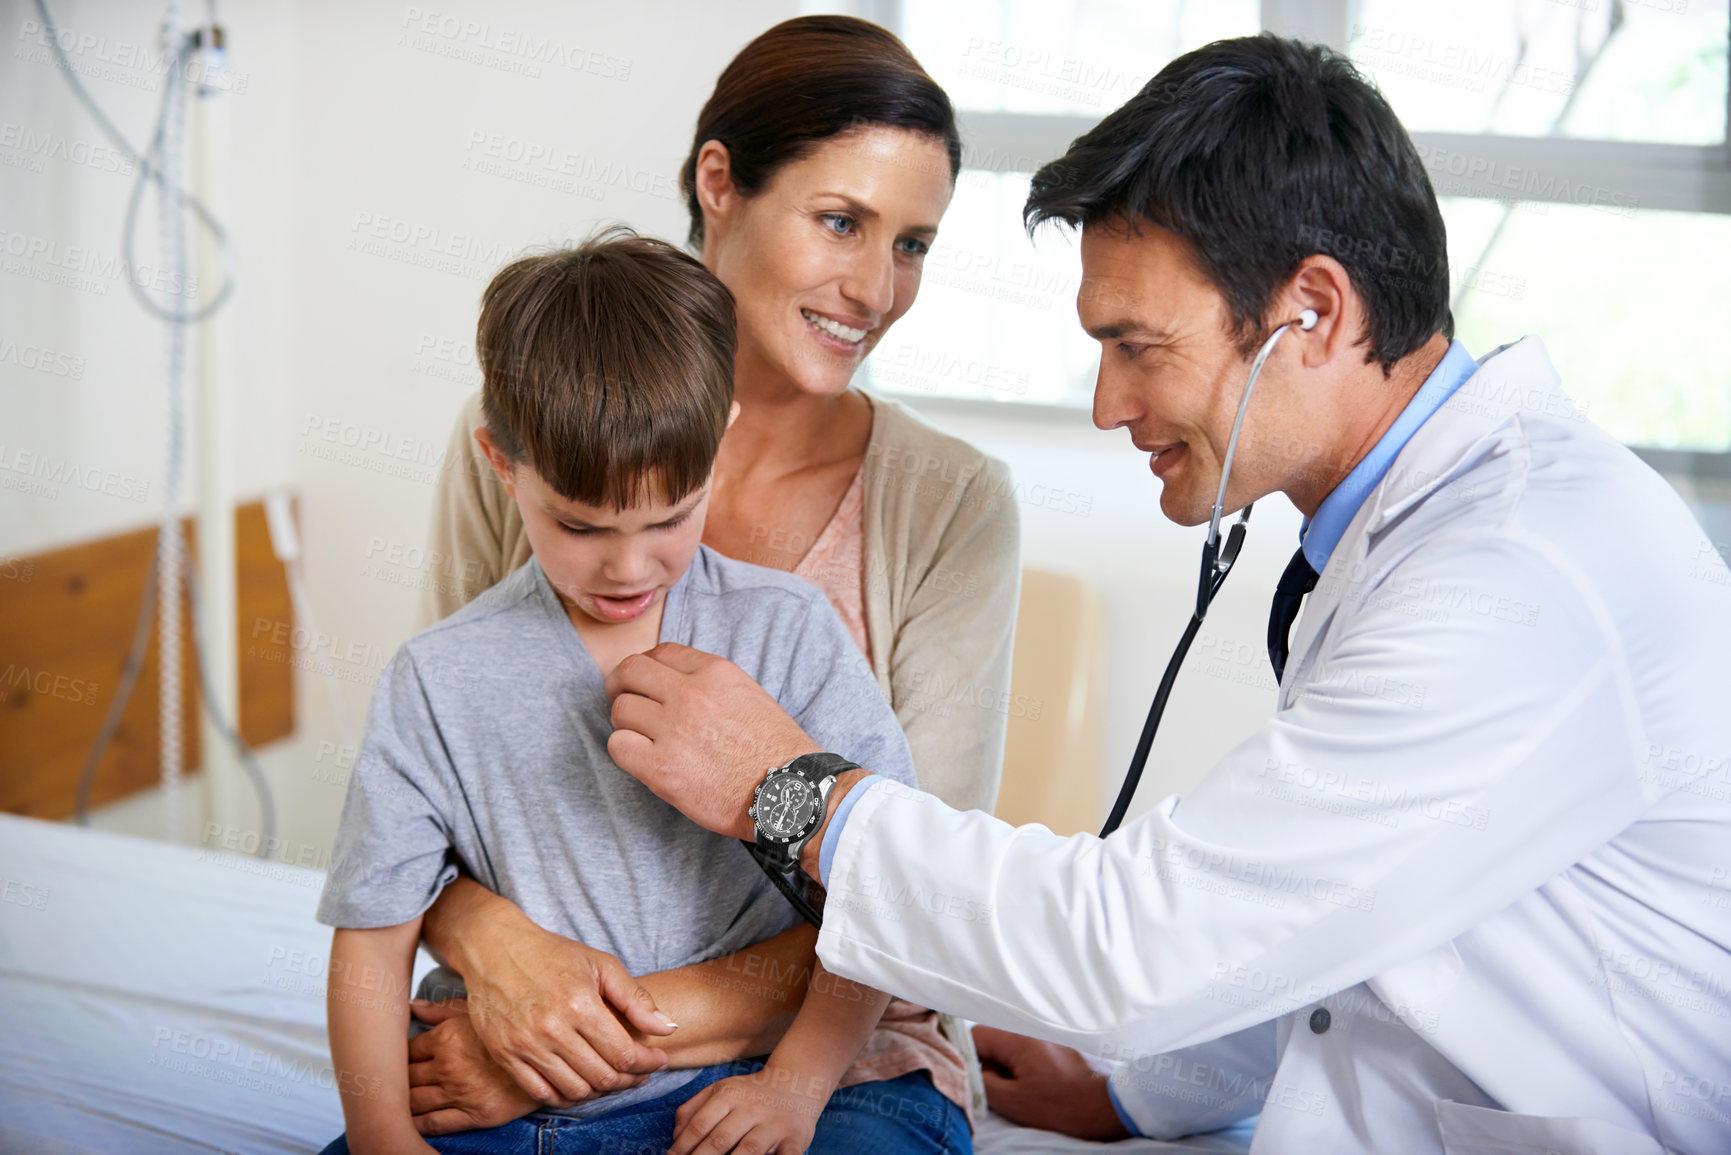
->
[816, 337, 1731, 1155]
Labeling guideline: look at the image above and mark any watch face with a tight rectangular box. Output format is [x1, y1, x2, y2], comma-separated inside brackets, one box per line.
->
[755, 774, 819, 840]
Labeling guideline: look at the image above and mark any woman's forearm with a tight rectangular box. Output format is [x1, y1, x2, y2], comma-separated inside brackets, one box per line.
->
[423, 875, 821, 1068]
[635, 923, 822, 1068]
[420, 874, 536, 976]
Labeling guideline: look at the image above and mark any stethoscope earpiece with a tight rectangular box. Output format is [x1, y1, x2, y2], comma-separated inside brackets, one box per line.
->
[1298, 308, 1319, 331]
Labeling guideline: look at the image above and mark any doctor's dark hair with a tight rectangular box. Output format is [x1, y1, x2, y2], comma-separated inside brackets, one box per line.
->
[477, 228, 736, 510]
[679, 15, 962, 247]
[1025, 34, 1452, 372]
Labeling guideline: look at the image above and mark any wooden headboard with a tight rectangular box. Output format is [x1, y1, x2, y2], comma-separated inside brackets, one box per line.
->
[0, 499, 296, 818]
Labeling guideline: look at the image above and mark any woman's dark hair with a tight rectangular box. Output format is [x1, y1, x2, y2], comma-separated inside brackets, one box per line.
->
[478, 227, 736, 510]
[680, 15, 962, 247]
[1026, 34, 1452, 373]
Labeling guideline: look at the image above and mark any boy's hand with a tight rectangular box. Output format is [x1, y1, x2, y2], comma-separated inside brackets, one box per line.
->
[407, 999, 547, 1134]
[668, 1064, 828, 1155]
[347, 1127, 439, 1155]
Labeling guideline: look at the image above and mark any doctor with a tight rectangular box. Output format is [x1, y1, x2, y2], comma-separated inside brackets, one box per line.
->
[605, 35, 1731, 1155]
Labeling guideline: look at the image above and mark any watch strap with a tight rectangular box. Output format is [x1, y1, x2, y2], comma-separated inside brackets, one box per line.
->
[739, 840, 826, 927]
[787, 751, 859, 787]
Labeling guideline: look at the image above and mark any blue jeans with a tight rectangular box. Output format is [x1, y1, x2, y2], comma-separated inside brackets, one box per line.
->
[320, 1059, 971, 1154]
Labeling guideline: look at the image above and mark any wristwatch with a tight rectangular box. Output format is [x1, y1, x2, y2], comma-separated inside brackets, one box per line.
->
[749, 752, 858, 873]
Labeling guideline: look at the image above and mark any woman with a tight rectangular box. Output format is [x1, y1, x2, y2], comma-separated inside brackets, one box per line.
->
[405, 15, 1020, 1149]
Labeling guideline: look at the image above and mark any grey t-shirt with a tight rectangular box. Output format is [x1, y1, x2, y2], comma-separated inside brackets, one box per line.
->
[315, 546, 917, 1117]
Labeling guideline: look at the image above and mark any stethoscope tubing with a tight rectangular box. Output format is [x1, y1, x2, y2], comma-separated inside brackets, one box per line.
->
[1100, 319, 1303, 838]
[1099, 560, 1235, 837]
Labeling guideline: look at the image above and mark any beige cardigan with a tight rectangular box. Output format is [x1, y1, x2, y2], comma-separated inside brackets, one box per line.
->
[419, 389, 1023, 1116]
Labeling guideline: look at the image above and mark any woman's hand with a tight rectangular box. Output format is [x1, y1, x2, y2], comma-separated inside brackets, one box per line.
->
[669, 1062, 828, 1155]
[407, 999, 550, 1135]
[447, 925, 674, 1105]
[418, 879, 677, 1107]
[972, 1025, 1129, 1141]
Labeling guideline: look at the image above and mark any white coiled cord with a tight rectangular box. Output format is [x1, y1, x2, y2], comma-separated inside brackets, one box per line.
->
[42, 0, 276, 856]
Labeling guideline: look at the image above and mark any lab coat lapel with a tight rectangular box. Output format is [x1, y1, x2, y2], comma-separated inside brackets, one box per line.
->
[1279, 337, 1566, 711]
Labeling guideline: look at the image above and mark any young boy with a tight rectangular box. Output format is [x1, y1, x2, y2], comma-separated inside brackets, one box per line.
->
[315, 232, 923, 1154]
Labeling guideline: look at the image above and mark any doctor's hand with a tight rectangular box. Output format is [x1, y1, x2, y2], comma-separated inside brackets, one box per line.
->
[606, 643, 821, 840]
[972, 1025, 1130, 1142]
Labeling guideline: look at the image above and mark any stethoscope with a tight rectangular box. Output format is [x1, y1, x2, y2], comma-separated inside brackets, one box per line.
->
[1099, 307, 1318, 837]
[759, 308, 1319, 924]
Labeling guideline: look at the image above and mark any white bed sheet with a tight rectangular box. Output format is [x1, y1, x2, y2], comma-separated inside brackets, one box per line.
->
[0, 812, 410, 1153]
[0, 814, 1249, 1154]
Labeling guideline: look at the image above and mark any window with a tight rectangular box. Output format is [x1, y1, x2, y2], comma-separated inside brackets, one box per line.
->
[865, 171, 1096, 407]
[1349, 0, 1727, 145]
[1444, 199, 1731, 448]
[856, 0, 1731, 458]
[901, 0, 1259, 116]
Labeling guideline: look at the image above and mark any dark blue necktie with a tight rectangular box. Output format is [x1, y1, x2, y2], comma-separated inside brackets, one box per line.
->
[1267, 547, 1319, 681]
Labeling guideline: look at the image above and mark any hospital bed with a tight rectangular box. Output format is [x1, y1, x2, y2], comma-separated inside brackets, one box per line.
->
[0, 812, 1250, 1153]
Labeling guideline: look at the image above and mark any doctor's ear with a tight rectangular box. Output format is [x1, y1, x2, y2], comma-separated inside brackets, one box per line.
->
[1281, 255, 1356, 366]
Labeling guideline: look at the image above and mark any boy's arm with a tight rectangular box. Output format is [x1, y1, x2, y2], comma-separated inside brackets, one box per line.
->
[669, 959, 890, 1155]
[762, 958, 890, 1093]
[329, 921, 436, 1154]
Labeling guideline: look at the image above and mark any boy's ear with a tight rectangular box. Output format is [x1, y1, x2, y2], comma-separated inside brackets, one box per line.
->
[726, 400, 741, 431]
[473, 427, 518, 498]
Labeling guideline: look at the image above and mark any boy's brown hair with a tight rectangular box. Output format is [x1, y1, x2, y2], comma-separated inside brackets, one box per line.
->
[477, 226, 736, 509]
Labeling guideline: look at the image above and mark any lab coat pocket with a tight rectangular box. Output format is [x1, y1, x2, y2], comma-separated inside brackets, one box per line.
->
[1435, 1099, 1665, 1155]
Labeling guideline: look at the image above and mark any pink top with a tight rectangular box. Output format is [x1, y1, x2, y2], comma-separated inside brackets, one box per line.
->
[793, 467, 873, 666]
[792, 465, 972, 1123]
